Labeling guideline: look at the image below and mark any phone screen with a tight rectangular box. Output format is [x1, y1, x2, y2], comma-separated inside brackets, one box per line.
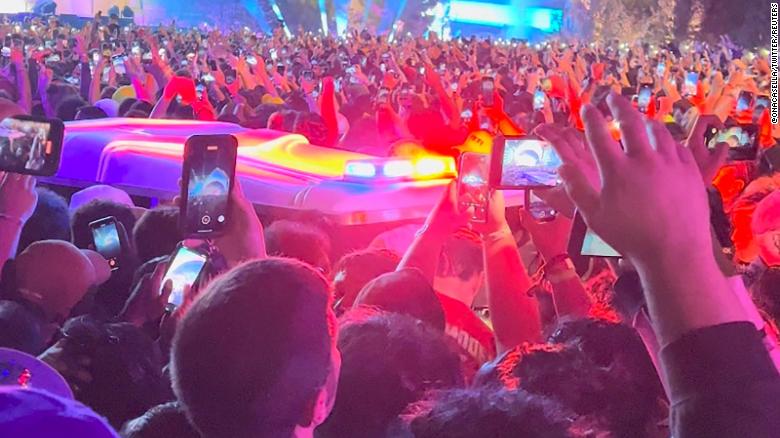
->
[637, 86, 652, 113]
[707, 126, 756, 149]
[533, 89, 545, 111]
[90, 218, 121, 270]
[181, 135, 238, 237]
[112, 55, 126, 74]
[0, 116, 64, 176]
[683, 71, 698, 96]
[492, 136, 562, 189]
[736, 92, 753, 112]
[581, 228, 621, 257]
[656, 62, 665, 76]
[482, 78, 494, 106]
[457, 153, 490, 223]
[161, 245, 208, 309]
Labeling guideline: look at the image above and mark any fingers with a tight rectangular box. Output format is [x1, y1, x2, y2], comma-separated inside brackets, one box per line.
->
[581, 104, 623, 172]
[536, 124, 577, 164]
[645, 119, 676, 158]
[559, 163, 600, 219]
[709, 141, 729, 170]
[607, 93, 650, 157]
[160, 279, 173, 303]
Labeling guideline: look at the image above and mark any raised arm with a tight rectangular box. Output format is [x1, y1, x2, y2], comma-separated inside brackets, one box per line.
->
[560, 93, 780, 436]
[478, 191, 543, 351]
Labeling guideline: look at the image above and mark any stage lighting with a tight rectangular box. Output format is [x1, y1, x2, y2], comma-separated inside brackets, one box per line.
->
[33, 0, 57, 15]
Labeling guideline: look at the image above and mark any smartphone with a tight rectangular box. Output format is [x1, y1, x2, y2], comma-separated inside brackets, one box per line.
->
[656, 62, 665, 76]
[111, 54, 127, 74]
[0, 116, 64, 176]
[457, 152, 490, 223]
[246, 55, 258, 66]
[707, 125, 756, 149]
[180, 135, 238, 237]
[202, 73, 215, 83]
[637, 84, 652, 113]
[490, 135, 562, 189]
[460, 109, 473, 120]
[160, 244, 208, 312]
[568, 212, 621, 258]
[270, 48, 277, 61]
[482, 77, 494, 106]
[683, 71, 698, 96]
[89, 216, 122, 270]
[533, 89, 545, 111]
[525, 190, 557, 222]
[302, 70, 314, 81]
[736, 91, 754, 112]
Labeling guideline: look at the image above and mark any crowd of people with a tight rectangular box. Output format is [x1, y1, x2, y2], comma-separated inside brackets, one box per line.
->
[0, 9, 778, 438]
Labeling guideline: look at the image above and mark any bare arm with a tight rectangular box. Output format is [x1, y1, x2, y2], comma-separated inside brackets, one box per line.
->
[480, 191, 543, 351]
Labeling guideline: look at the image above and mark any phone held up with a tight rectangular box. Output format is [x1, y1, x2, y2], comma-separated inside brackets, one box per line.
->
[457, 152, 491, 223]
[160, 243, 209, 312]
[180, 134, 238, 238]
[567, 211, 621, 258]
[89, 216, 123, 271]
[490, 135, 562, 190]
[0, 115, 64, 176]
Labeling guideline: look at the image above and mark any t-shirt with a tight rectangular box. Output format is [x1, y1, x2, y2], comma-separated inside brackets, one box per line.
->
[436, 292, 496, 379]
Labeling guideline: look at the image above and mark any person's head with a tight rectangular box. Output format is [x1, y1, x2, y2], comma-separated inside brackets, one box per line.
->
[75, 105, 109, 120]
[0, 299, 44, 354]
[120, 402, 200, 438]
[401, 388, 573, 438]
[14, 240, 105, 324]
[434, 230, 484, 306]
[353, 268, 446, 331]
[752, 266, 780, 327]
[71, 200, 137, 250]
[52, 317, 169, 428]
[477, 333, 664, 437]
[752, 190, 780, 266]
[171, 258, 340, 438]
[18, 187, 71, 254]
[264, 220, 332, 275]
[317, 310, 463, 437]
[331, 248, 399, 313]
[56, 96, 87, 122]
[132, 206, 182, 264]
[0, 386, 119, 438]
[118, 98, 139, 117]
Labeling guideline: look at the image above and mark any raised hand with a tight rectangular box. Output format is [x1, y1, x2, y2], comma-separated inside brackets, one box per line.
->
[561, 93, 712, 265]
[0, 172, 37, 223]
[210, 179, 266, 267]
[685, 113, 728, 184]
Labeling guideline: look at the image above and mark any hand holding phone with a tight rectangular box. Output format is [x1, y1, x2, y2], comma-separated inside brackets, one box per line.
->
[457, 152, 490, 223]
[180, 134, 238, 237]
[0, 116, 64, 176]
[160, 243, 209, 312]
[637, 84, 652, 113]
[89, 216, 126, 270]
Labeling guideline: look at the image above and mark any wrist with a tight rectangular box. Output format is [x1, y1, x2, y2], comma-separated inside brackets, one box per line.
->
[0, 214, 24, 227]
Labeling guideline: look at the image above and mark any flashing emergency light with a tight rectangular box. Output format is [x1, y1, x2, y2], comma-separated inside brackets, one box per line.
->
[344, 156, 456, 182]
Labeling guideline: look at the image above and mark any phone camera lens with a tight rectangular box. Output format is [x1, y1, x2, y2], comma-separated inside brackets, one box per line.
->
[201, 215, 211, 225]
